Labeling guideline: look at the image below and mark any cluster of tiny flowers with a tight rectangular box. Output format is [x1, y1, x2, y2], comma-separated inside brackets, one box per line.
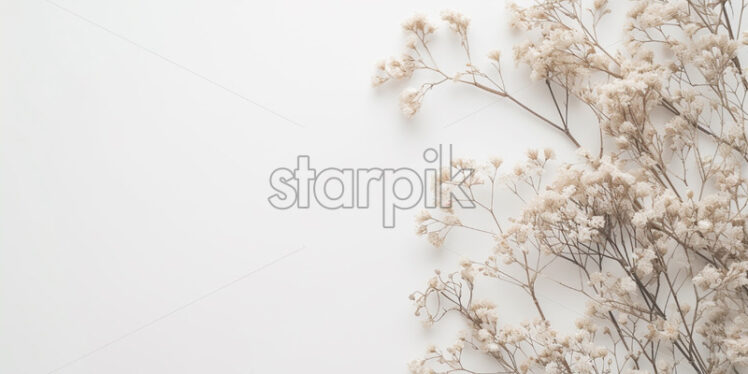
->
[375, 1, 748, 374]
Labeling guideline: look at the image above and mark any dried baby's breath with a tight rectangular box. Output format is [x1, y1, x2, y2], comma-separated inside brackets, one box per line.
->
[375, 1, 748, 374]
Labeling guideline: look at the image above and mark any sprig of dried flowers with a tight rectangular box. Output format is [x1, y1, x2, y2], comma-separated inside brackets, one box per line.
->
[374, 1, 748, 374]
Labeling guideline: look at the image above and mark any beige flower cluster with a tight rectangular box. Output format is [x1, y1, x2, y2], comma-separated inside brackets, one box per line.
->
[374, 1, 748, 374]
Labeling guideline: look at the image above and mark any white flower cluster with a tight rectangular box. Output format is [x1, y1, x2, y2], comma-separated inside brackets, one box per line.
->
[374, 1, 748, 374]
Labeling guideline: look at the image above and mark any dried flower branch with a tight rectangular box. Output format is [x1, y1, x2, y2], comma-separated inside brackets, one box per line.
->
[374, 1, 748, 374]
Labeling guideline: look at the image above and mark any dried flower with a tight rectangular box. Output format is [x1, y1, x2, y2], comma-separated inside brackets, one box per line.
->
[374, 2, 748, 374]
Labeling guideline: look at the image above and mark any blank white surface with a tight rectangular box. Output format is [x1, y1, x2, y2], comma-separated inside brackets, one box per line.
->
[0, 0, 606, 373]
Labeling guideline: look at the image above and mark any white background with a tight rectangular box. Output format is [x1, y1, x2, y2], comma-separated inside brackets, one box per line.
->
[1, 0, 623, 373]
